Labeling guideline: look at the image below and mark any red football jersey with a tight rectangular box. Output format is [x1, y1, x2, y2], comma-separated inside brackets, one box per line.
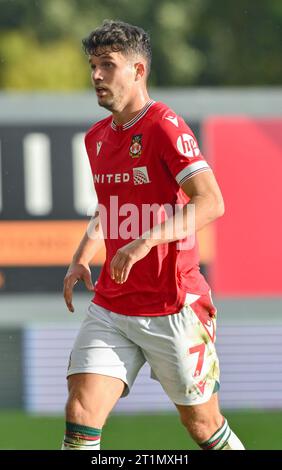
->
[85, 100, 211, 316]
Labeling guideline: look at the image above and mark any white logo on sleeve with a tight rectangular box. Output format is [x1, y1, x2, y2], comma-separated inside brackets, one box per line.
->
[165, 115, 179, 127]
[133, 166, 150, 185]
[177, 134, 200, 158]
[96, 141, 102, 156]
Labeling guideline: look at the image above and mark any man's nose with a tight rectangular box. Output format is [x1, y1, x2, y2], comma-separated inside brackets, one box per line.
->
[92, 67, 103, 81]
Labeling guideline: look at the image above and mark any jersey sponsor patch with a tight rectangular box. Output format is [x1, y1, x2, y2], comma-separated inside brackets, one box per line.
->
[176, 134, 200, 158]
[133, 166, 150, 185]
[129, 134, 143, 158]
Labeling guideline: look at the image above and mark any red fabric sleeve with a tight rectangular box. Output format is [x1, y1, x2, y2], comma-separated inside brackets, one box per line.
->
[155, 111, 210, 186]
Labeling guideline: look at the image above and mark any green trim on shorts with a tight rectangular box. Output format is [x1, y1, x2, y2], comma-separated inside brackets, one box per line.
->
[213, 380, 220, 394]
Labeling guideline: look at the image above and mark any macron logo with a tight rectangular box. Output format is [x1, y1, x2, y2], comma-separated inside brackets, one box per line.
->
[96, 141, 102, 156]
[165, 115, 179, 127]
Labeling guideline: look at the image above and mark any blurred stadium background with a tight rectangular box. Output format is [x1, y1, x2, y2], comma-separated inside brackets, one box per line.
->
[0, 0, 282, 450]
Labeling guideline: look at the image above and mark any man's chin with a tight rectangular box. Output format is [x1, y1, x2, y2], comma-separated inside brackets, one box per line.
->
[97, 99, 114, 111]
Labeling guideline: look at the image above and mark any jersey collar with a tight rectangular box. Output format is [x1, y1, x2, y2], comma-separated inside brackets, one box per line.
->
[111, 99, 155, 131]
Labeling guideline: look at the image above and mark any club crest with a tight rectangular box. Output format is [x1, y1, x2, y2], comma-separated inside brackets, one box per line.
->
[129, 134, 143, 158]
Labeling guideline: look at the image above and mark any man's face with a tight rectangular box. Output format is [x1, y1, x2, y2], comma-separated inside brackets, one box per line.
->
[89, 48, 139, 112]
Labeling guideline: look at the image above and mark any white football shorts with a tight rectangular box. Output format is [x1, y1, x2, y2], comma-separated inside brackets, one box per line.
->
[67, 292, 220, 405]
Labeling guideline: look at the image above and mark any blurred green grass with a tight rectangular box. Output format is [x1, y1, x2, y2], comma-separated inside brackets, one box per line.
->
[0, 411, 281, 450]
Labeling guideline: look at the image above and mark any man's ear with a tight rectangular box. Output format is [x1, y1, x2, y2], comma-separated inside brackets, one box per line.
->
[135, 62, 145, 81]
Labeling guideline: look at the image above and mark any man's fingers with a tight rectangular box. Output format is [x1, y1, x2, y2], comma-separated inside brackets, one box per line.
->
[111, 251, 135, 283]
[110, 254, 121, 281]
[64, 288, 75, 312]
[111, 255, 123, 280]
[63, 277, 78, 313]
[120, 262, 132, 284]
[64, 287, 74, 312]
[67, 302, 75, 313]
[63, 264, 95, 312]
[113, 256, 127, 283]
[110, 256, 116, 280]
[83, 272, 94, 291]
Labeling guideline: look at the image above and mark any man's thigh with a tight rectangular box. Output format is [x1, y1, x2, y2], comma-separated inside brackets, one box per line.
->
[67, 303, 146, 397]
[128, 293, 220, 405]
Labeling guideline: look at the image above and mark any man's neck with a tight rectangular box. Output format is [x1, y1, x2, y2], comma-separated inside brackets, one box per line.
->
[112, 92, 151, 126]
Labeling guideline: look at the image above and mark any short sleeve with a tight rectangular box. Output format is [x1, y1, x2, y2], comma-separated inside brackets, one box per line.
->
[155, 112, 211, 186]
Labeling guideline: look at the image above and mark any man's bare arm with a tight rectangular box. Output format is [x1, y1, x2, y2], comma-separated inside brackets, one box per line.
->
[147, 170, 225, 244]
[110, 171, 224, 284]
[63, 215, 104, 312]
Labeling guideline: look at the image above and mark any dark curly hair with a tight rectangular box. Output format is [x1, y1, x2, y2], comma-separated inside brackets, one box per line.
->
[82, 20, 152, 75]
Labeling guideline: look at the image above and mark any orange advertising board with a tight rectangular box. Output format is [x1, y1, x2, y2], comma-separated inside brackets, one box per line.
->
[0, 220, 105, 266]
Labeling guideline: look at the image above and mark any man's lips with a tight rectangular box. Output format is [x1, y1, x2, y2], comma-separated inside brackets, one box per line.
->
[95, 86, 109, 96]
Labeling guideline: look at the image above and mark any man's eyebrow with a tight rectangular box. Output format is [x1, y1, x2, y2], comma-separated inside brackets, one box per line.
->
[100, 55, 115, 60]
[88, 54, 114, 62]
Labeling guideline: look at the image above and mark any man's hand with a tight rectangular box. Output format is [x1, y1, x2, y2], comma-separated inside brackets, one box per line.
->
[110, 238, 152, 284]
[63, 263, 94, 312]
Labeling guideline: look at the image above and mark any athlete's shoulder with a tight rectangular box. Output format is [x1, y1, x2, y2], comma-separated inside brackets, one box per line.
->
[85, 115, 112, 143]
[151, 101, 186, 130]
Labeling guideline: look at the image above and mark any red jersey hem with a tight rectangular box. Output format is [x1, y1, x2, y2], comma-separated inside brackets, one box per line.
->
[91, 291, 186, 317]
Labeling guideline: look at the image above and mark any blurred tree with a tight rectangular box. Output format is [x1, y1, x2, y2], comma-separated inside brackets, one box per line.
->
[0, 0, 281, 89]
[0, 31, 89, 90]
[192, 0, 282, 86]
